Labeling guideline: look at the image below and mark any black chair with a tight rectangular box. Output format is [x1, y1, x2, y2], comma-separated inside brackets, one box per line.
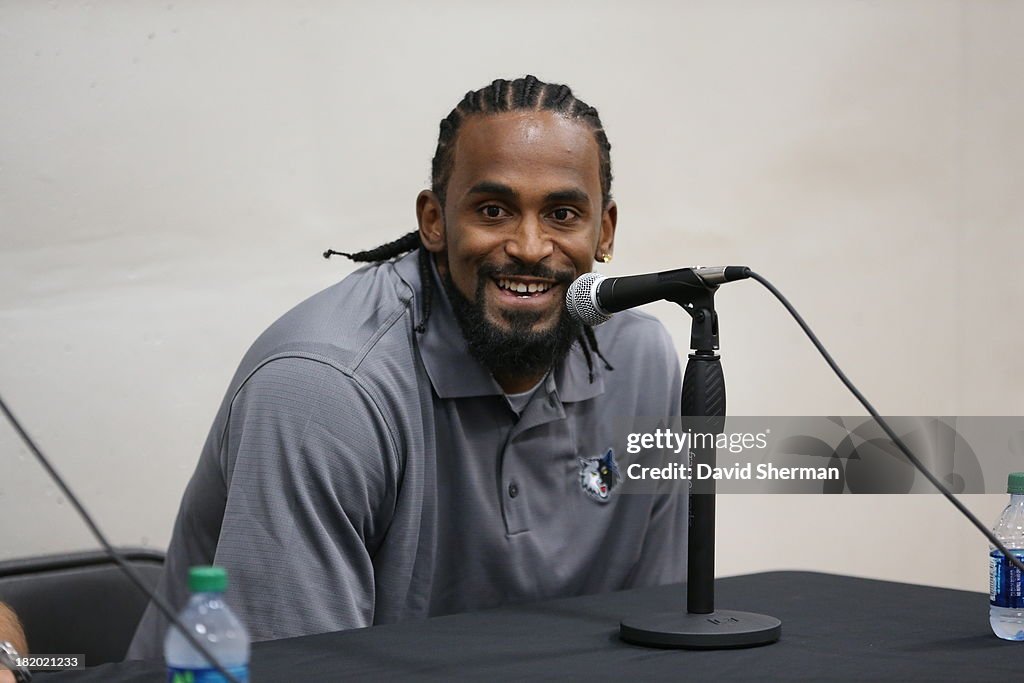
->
[0, 547, 164, 666]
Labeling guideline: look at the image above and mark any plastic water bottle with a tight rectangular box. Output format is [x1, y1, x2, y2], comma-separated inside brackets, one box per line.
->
[165, 566, 250, 682]
[990, 472, 1024, 640]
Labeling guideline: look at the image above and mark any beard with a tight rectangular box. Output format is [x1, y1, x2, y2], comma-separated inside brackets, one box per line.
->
[439, 261, 582, 381]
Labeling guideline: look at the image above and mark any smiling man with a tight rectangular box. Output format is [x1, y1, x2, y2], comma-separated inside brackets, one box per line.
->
[420, 106, 616, 393]
[128, 76, 686, 659]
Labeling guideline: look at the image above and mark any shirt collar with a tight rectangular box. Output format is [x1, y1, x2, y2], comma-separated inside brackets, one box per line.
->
[394, 250, 605, 403]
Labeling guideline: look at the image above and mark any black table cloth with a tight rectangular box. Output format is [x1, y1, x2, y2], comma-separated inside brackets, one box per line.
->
[40, 571, 1021, 681]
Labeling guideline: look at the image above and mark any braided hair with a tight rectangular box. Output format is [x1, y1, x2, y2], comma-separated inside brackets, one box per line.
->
[324, 75, 615, 380]
[432, 75, 614, 209]
[324, 233, 434, 334]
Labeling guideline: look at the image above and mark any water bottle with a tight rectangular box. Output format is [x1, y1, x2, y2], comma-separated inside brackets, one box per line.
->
[990, 472, 1024, 640]
[165, 566, 250, 682]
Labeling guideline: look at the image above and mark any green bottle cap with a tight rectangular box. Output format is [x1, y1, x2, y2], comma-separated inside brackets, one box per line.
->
[1008, 473, 1024, 495]
[188, 566, 228, 593]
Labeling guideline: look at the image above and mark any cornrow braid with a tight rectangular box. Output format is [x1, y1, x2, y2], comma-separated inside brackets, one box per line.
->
[324, 76, 616, 380]
[577, 328, 614, 384]
[415, 246, 433, 333]
[324, 230, 434, 332]
[584, 326, 614, 372]
[326, 231, 421, 263]
[579, 332, 595, 384]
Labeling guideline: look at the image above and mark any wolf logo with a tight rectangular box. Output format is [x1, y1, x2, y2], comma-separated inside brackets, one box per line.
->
[578, 449, 621, 502]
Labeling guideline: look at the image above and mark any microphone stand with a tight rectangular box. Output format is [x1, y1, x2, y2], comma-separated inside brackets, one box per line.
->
[619, 276, 781, 649]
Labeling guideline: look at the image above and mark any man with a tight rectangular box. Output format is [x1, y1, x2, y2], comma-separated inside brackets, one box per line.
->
[128, 75, 686, 659]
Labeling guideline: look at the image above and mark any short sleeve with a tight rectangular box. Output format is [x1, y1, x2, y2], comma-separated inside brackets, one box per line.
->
[212, 356, 400, 641]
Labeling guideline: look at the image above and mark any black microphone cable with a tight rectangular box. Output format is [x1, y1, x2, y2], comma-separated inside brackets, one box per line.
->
[744, 269, 1024, 575]
[0, 394, 242, 683]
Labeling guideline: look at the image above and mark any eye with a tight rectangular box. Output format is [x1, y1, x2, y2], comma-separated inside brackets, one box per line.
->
[550, 207, 578, 222]
[481, 205, 505, 219]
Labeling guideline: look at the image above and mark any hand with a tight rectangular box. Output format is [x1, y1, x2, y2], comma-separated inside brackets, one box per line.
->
[0, 669, 15, 683]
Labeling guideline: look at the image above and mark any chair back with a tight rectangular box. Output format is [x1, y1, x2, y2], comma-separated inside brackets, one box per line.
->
[0, 547, 164, 666]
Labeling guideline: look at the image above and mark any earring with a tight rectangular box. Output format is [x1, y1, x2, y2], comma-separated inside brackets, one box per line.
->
[597, 252, 612, 263]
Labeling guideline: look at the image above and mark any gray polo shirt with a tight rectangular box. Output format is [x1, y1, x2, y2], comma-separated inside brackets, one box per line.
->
[128, 251, 685, 659]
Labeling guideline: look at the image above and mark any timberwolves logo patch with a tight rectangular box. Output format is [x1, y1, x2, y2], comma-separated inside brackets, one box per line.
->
[578, 449, 621, 502]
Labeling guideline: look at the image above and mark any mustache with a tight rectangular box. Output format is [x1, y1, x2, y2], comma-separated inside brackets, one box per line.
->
[477, 262, 576, 285]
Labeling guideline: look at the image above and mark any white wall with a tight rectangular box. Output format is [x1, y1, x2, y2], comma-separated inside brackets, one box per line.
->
[1, 1, 1022, 594]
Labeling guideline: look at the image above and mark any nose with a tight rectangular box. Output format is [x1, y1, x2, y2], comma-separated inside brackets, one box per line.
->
[504, 215, 554, 265]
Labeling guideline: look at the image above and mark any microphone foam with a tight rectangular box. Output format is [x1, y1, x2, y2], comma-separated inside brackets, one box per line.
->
[566, 272, 611, 326]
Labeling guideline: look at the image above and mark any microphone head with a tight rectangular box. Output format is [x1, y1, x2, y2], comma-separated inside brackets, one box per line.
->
[566, 272, 611, 326]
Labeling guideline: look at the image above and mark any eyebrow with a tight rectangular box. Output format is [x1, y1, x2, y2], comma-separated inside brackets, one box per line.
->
[467, 181, 519, 201]
[545, 188, 590, 204]
[466, 182, 590, 205]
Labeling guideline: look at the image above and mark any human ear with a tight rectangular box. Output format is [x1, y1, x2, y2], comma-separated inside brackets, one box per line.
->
[596, 200, 617, 262]
[416, 190, 446, 254]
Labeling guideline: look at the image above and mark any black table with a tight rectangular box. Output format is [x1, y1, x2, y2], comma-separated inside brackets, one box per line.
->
[41, 571, 1020, 681]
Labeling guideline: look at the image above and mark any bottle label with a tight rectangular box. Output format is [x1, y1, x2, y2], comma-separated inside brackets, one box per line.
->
[167, 665, 249, 683]
[989, 549, 1024, 608]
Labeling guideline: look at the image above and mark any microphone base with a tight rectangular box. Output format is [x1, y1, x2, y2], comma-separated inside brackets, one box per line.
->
[620, 609, 781, 650]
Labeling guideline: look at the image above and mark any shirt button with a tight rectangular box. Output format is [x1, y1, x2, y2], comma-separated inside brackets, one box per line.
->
[508, 482, 519, 499]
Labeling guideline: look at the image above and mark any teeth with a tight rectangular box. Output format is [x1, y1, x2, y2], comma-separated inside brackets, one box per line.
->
[498, 279, 551, 294]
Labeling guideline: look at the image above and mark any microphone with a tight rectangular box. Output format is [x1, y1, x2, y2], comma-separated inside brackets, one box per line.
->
[566, 266, 750, 325]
